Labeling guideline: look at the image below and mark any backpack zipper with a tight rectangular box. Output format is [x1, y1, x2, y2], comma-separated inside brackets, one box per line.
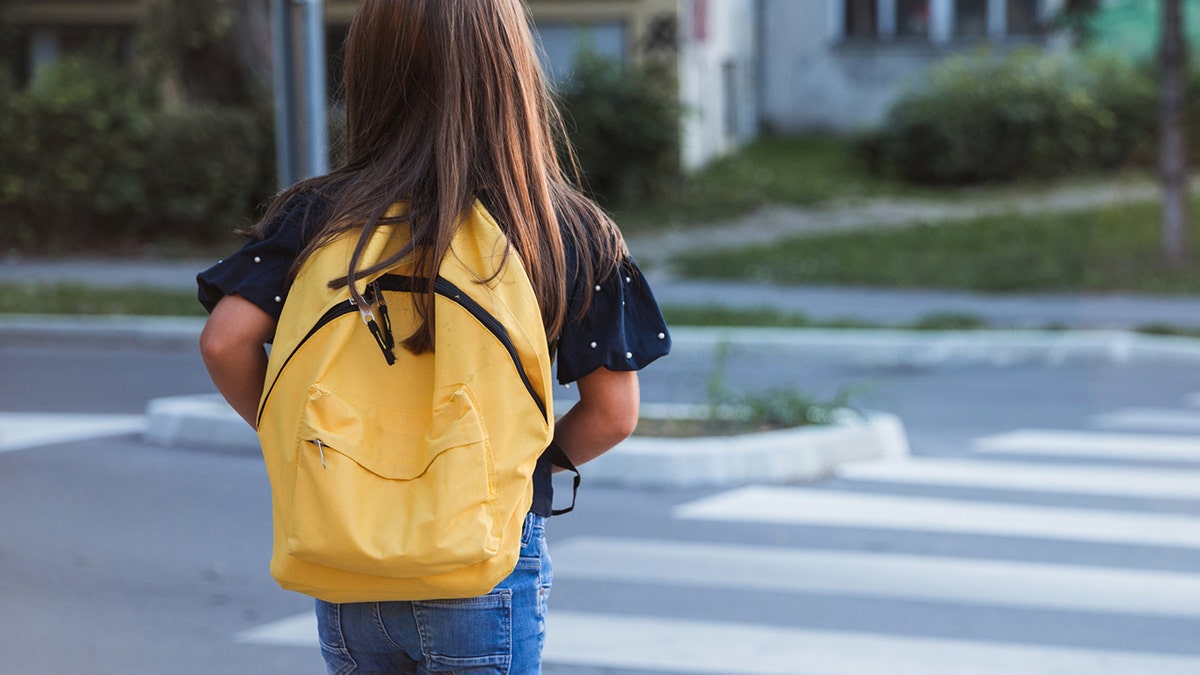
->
[377, 275, 549, 423]
[257, 274, 548, 428]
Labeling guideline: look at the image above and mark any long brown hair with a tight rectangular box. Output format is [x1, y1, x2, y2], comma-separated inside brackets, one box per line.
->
[253, 0, 627, 354]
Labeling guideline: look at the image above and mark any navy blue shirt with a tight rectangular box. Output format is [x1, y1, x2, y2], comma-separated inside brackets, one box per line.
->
[198, 193, 670, 516]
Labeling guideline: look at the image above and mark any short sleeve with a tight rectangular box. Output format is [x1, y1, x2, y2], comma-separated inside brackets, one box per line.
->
[196, 193, 324, 320]
[556, 253, 671, 384]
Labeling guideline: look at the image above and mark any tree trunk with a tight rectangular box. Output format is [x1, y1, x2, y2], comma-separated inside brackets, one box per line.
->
[1161, 0, 1190, 267]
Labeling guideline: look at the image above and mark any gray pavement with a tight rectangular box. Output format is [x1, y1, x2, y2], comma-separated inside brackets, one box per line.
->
[6, 254, 1200, 330]
[7, 252, 1200, 487]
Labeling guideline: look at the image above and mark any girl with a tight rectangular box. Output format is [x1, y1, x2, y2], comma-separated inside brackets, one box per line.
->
[196, 0, 670, 672]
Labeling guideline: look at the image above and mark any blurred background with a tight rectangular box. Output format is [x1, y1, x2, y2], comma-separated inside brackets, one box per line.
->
[3, 0, 1200, 304]
[4, 2, 1200, 674]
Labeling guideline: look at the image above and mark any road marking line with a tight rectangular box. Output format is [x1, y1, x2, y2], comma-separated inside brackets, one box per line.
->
[552, 536, 1200, 619]
[674, 486, 1200, 549]
[0, 412, 146, 453]
[544, 612, 1200, 675]
[235, 612, 315, 646]
[1091, 408, 1200, 433]
[837, 457, 1200, 500]
[974, 429, 1200, 463]
[236, 610, 1200, 674]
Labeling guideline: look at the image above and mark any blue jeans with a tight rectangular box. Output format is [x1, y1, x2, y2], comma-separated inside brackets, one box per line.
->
[316, 513, 553, 674]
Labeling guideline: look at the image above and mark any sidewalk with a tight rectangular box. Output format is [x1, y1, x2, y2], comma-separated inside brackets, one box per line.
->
[6, 254, 1200, 330]
[645, 275, 1200, 330]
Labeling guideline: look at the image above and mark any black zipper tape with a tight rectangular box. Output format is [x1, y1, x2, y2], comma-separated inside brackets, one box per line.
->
[376, 275, 548, 422]
[258, 274, 548, 427]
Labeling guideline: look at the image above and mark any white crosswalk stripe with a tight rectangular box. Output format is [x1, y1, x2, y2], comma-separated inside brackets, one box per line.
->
[542, 612, 1200, 675]
[1091, 407, 1200, 432]
[0, 412, 146, 453]
[675, 485, 1200, 549]
[973, 428, 1200, 463]
[550, 536, 1200, 619]
[238, 608, 1200, 675]
[836, 456, 1200, 500]
[236, 400, 1200, 674]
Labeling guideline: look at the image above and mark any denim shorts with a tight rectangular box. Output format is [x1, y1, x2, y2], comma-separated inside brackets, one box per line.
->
[316, 512, 553, 674]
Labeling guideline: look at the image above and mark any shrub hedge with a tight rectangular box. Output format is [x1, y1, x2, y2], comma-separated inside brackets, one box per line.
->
[556, 50, 682, 209]
[862, 49, 1167, 184]
[2, 50, 682, 252]
[0, 57, 271, 253]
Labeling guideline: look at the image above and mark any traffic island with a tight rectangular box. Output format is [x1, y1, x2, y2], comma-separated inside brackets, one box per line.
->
[583, 411, 909, 489]
[143, 394, 909, 488]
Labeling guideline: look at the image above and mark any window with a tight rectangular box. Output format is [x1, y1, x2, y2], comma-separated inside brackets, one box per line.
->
[1007, 0, 1040, 35]
[845, 0, 878, 38]
[954, 0, 988, 37]
[532, 21, 627, 85]
[897, 0, 931, 37]
[840, 0, 1043, 43]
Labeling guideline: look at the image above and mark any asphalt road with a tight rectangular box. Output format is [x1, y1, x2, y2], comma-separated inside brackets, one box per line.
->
[3, 337, 1200, 674]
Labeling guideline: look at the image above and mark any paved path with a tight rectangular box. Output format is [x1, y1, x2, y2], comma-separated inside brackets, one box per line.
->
[624, 178, 1173, 269]
[7, 255, 1197, 330]
[4, 176, 1200, 330]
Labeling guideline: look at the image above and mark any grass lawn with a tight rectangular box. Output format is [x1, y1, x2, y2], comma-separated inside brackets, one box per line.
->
[660, 305, 988, 330]
[674, 198, 1200, 294]
[0, 283, 206, 316]
[612, 136, 932, 233]
[610, 135, 1155, 235]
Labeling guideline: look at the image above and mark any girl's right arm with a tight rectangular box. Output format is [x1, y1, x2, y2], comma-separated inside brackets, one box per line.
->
[199, 294, 278, 429]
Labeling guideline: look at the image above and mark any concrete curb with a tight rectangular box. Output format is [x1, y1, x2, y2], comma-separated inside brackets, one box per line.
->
[7, 315, 1200, 365]
[0, 314, 206, 348]
[144, 394, 259, 453]
[142, 394, 910, 488]
[580, 411, 909, 489]
[668, 327, 1200, 366]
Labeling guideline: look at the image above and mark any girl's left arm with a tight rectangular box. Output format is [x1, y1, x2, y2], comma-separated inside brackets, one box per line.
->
[552, 367, 640, 468]
[199, 294, 278, 429]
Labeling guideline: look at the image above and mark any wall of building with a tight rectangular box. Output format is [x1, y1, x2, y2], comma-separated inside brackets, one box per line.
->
[677, 0, 759, 168]
[761, 0, 1065, 134]
[761, 0, 939, 134]
[3, 0, 758, 170]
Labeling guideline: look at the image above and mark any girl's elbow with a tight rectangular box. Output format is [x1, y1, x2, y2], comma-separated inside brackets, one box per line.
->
[198, 323, 245, 368]
[198, 326, 226, 364]
[609, 402, 639, 441]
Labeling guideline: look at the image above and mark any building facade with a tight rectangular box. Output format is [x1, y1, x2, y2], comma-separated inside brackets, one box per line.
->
[3, 0, 756, 168]
[760, 0, 1066, 133]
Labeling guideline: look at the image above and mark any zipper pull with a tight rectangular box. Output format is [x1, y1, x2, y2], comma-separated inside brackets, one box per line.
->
[314, 439, 327, 469]
[354, 285, 396, 365]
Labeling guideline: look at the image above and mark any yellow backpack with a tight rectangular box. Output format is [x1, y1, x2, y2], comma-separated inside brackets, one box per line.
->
[256, 200, 556, 603]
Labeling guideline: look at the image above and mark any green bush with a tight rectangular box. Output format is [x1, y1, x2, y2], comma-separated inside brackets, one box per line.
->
[0, 57, 274, 252]
[0, 57, 156, 248]
[863, 50, 1160, 184]
[143, 105, 268, 240]
[556, 51, 681, 208]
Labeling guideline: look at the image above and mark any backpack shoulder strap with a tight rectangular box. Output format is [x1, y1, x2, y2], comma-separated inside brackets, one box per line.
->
[543, 441, 580, 516]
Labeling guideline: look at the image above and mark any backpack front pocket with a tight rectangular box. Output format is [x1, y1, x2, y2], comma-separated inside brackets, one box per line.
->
[286, 384, 501, 578]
